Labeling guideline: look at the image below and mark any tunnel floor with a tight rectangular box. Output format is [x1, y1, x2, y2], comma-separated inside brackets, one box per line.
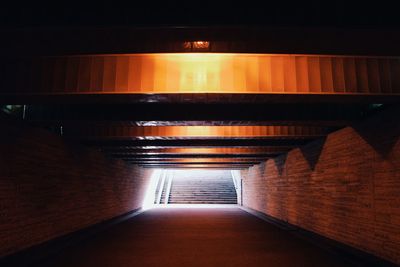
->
[41, 207, 353, 267]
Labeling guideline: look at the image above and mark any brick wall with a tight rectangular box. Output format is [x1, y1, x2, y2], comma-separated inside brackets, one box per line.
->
[0, 120, 152, 257]
[241, 106, 400, 264]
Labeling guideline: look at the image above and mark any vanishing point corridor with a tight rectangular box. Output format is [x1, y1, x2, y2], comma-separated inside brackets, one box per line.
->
[1, 19, 400, 267]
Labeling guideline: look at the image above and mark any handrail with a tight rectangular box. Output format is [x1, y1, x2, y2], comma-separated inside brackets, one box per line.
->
[155, 171, 166, 204]
[164, 171, 173, 204]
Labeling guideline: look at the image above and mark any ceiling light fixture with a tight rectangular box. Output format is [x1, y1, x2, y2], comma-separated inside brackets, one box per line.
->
[183, 41, 210, 52]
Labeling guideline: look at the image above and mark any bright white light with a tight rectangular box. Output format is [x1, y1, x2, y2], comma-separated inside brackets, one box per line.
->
[142, 169, 162, 210]
[142, 169, 239, 210]
[152, 204, 237, 209]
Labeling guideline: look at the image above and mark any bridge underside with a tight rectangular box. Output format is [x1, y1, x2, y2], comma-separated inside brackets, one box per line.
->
[1, 25, 400, 266]
[1, 35, 399, 168]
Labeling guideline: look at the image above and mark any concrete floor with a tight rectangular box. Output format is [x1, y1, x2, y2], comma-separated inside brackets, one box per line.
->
[41, 206, 353, 267]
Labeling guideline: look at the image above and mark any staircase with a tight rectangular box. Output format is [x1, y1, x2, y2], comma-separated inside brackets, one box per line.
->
[159, 184, 168, 204]
[168, 170, 237, 204]
[153, 172, 171, 204]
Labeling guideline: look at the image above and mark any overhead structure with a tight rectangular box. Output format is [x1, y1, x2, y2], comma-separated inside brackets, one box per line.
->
[1, 27, 399, 168]
[2, 54, 400, 96]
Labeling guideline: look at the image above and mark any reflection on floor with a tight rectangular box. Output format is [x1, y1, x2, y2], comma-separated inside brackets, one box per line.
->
[41, 207, 353, 267]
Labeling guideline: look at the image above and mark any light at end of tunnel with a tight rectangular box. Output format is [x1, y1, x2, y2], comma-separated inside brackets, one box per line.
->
[142, 169, 162, 210]
[152, 204, 237, 209]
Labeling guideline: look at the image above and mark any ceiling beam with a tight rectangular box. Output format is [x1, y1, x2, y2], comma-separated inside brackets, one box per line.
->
[64, 125, 330, 139]
[131, 161, 258, 165]
[24, 104, 375, 126]
[139, 165, 251, 169]
[110, 153, 276, 159]
[3, 27, 400, 56]
[99, 145, 295, 150]
[103, 147, 291, 153]
[2, 94, 399, 105]
[122, 157, 266, 162]
[100, 147, 293, 154]
[83, 138, 313, 147]
[2, 54, 400, 97]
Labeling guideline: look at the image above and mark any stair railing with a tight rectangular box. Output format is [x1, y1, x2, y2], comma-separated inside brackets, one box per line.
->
[155, 171, 166, 204]
[164, 171, 173, 204]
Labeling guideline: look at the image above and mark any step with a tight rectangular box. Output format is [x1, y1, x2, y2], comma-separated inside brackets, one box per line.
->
[171, 192, 235, 194]
[169, 201, 237, 204]
[156, 173, 238, 204]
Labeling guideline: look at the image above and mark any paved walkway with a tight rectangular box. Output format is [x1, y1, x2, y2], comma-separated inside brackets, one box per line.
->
[42, 207, 353, 267]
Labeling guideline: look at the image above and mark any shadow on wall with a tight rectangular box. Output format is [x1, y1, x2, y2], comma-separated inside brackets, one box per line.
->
[269, 106, 400, 176]
[299, 137, 327, 171]
[272, 154, 288, 176]
[243, 106, 400, 265]
[353, 107, 400, 159]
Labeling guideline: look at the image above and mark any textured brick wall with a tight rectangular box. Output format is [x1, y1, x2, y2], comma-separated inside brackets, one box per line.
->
[241, 106, 400, 264]
[0, 120, 152, 257]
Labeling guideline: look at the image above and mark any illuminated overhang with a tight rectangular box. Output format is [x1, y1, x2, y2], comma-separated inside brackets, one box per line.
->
[2, 53, 400, 96]
[2, 28, 399, 169]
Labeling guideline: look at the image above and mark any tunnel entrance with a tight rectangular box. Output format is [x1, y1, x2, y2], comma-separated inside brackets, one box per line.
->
[148, 170, 240, 206]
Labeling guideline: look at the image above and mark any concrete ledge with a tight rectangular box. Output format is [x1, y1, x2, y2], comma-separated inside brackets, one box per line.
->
[0, 208, 144, 267]
[240, 206, 399, 267]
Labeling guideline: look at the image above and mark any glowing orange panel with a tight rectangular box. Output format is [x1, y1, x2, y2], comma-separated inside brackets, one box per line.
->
[70, 125, 328, 138]
[7, 54, 400, 95]
[119, 147, 291, 155]
[129, 158, 262, 163]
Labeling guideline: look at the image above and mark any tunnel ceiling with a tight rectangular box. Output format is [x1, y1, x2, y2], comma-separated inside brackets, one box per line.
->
[1, 26, 399, 169]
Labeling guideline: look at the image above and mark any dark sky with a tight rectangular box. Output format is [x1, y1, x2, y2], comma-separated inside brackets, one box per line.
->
[1, 1, 400, 29]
